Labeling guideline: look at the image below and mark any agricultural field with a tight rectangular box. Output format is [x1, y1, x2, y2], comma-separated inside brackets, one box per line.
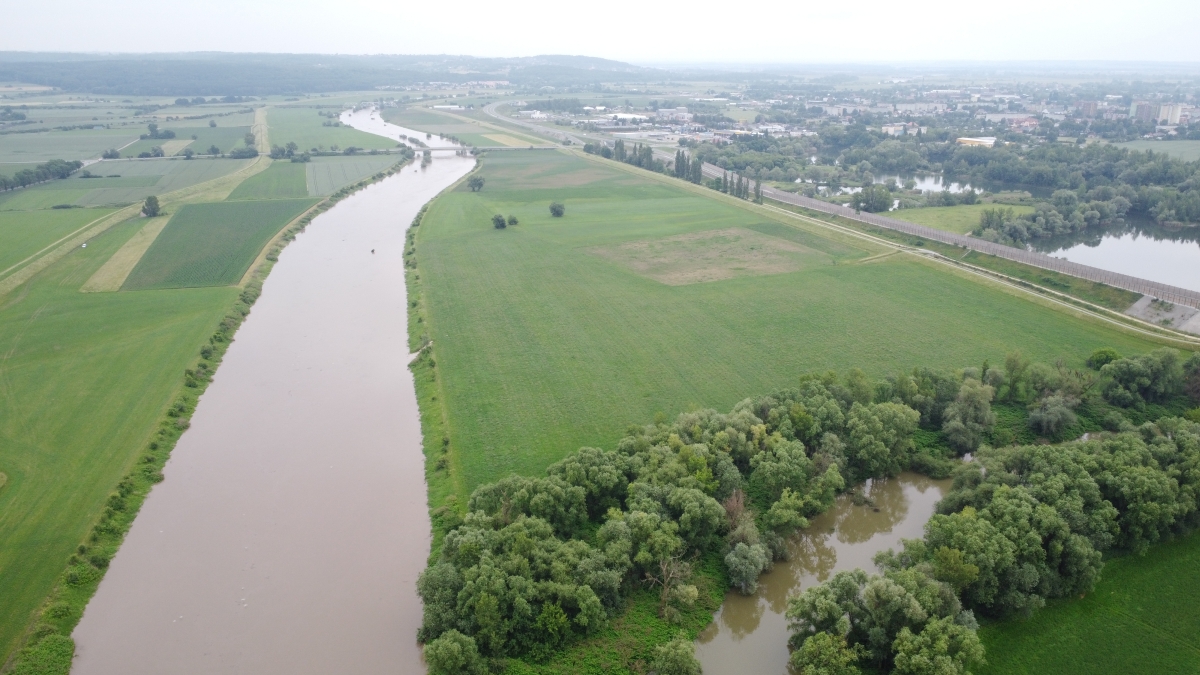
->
[0, 158, 257, 209]
[227, 161, 308, 200]
[267, 106, 399, 152]
[977, 531, 1200, 675]
[381, 107, 543, 147]
[413, 150, 1164, 496]
[0, 215, 237, 661]
[0, 207, 115, 273]
[123, 198, 316, 290]
[890, 203, 1036, 234]
[305, 154, 400, 196]
[119, 125, 251, 158]
[0, 128, 140, 163]
[1116, 139, 1200, 161]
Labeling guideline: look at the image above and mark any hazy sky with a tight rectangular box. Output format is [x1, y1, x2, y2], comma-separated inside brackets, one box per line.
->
[5, 0, 1200, 64]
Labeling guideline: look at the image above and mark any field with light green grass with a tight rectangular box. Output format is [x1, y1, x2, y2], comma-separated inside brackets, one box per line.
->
[0, 187, 93, 211]
[412, 150, 1165, 499]
[890, 203, 1036, 234]
[227, 161, 308, 200]
[267, 106, 399, 152]
[120, 125, 250, 158]
[381, 107, 542, 147]
[123, 198, 317, 290]
[0, 129, 140, 163]
[0, 215, 237, 661]
[0, 207, 115, 273]
[1116, 139, 1200, 161]
[977, 531, 1200, 675]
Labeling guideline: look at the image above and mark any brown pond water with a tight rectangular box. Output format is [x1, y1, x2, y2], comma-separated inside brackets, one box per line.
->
[71, 155, 475, 674]
[695, 472, 951, 675]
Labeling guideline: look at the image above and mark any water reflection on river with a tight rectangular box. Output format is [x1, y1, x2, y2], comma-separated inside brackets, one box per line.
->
[1032, 219, 1200, 293]
[71, 153, 473, 673]
[695, 473, 950, 675]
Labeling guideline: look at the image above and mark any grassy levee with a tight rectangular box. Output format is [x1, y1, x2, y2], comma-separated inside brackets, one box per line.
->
[764, 198, 1147, 313]
[413, 150, 1165, 504]
[1, 149, 412, 672]
[977, 531, 1200, 674]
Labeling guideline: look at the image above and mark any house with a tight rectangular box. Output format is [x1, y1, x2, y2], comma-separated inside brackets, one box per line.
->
[956, 137, 997, 147]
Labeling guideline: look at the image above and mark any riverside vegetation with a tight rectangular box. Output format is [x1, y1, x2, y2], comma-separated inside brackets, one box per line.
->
[415, 345, 1200, 675]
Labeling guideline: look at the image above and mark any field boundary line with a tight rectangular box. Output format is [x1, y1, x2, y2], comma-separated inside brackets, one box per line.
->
[0, 210, 117, 279]
[80, 215, 172, 292]
[0, 157, 270, 300]
[429, 108, 553, 147]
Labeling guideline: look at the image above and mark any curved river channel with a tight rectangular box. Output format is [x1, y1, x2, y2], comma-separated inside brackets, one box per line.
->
[71, 112, 472, 674]
[696, 473, 950, 675]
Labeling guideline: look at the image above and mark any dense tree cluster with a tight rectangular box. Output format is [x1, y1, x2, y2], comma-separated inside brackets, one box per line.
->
[785, 348, 1200, 674]
[0, 158, 82, 191]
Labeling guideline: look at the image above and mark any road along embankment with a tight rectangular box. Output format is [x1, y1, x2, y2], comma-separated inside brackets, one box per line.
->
[70, 153, 474, 674]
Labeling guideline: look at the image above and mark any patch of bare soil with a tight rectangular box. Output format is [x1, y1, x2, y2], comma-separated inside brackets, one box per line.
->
[589, 227, 826, 285]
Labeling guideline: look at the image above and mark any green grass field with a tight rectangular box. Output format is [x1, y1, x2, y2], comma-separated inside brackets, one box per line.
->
[121, 126, 251, 158]
[0, 129, 140, 163]
[267, 107, 399, 152]
[0, 207, 115, 273]
[0, 216, 237, 660]
[304, 154, 400, 196]
[414, 150, 1164, 497]
[1116, 139, 1200, 161]
[0, 188, 94, 211]
[891, 203, 1036, 234]
[123, 198, 316, 290]
[382, 107, 542, 147]
[978, 531, 1200, 674]
[226, 161, 308, 200]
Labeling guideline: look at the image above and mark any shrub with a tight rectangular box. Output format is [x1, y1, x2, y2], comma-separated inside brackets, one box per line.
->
[652, 633, 702, 675]
[491, 214, 506, 229]
[424, 630, 487, 675]
[1086, 347, 1121, 370]
[507, 215, 518, 227]
[549, 202, 565, 217]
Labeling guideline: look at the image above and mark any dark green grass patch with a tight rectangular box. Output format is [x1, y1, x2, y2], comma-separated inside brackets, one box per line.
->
[414, 150, 1164, 499]
[977, 531, 1200, 675]
[123, 198, 316, 289]
[226, 161, 308, 200]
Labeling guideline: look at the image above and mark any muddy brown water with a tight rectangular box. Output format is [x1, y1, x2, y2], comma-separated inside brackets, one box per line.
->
[70, 155, 474, 674]
[695, 472, 951, 675]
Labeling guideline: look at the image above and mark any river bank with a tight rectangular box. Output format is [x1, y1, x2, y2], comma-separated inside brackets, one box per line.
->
[69, 154, 473, 673]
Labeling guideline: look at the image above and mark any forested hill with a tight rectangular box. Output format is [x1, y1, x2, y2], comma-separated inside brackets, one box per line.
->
[0, 52, 659, 96]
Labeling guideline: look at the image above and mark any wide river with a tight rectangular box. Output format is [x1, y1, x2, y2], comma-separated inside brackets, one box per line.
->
[71, 113, 472, 673]
[696, 473, 950, 675]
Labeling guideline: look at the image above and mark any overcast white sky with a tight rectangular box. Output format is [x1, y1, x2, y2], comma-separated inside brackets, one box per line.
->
[4, 0, 1199, 64]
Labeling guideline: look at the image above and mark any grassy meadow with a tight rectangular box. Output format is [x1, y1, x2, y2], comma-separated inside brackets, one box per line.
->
[0, 207, 115, 273]
[305, 154, 399, 196]
[382, 107, 544, 147]
[227, 161, 309, 200]
[977, 531, 1200, 675]
[412, 150, 1165, 500]
[120, 125, 251, 158]
[891, 203, 1035, 234]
